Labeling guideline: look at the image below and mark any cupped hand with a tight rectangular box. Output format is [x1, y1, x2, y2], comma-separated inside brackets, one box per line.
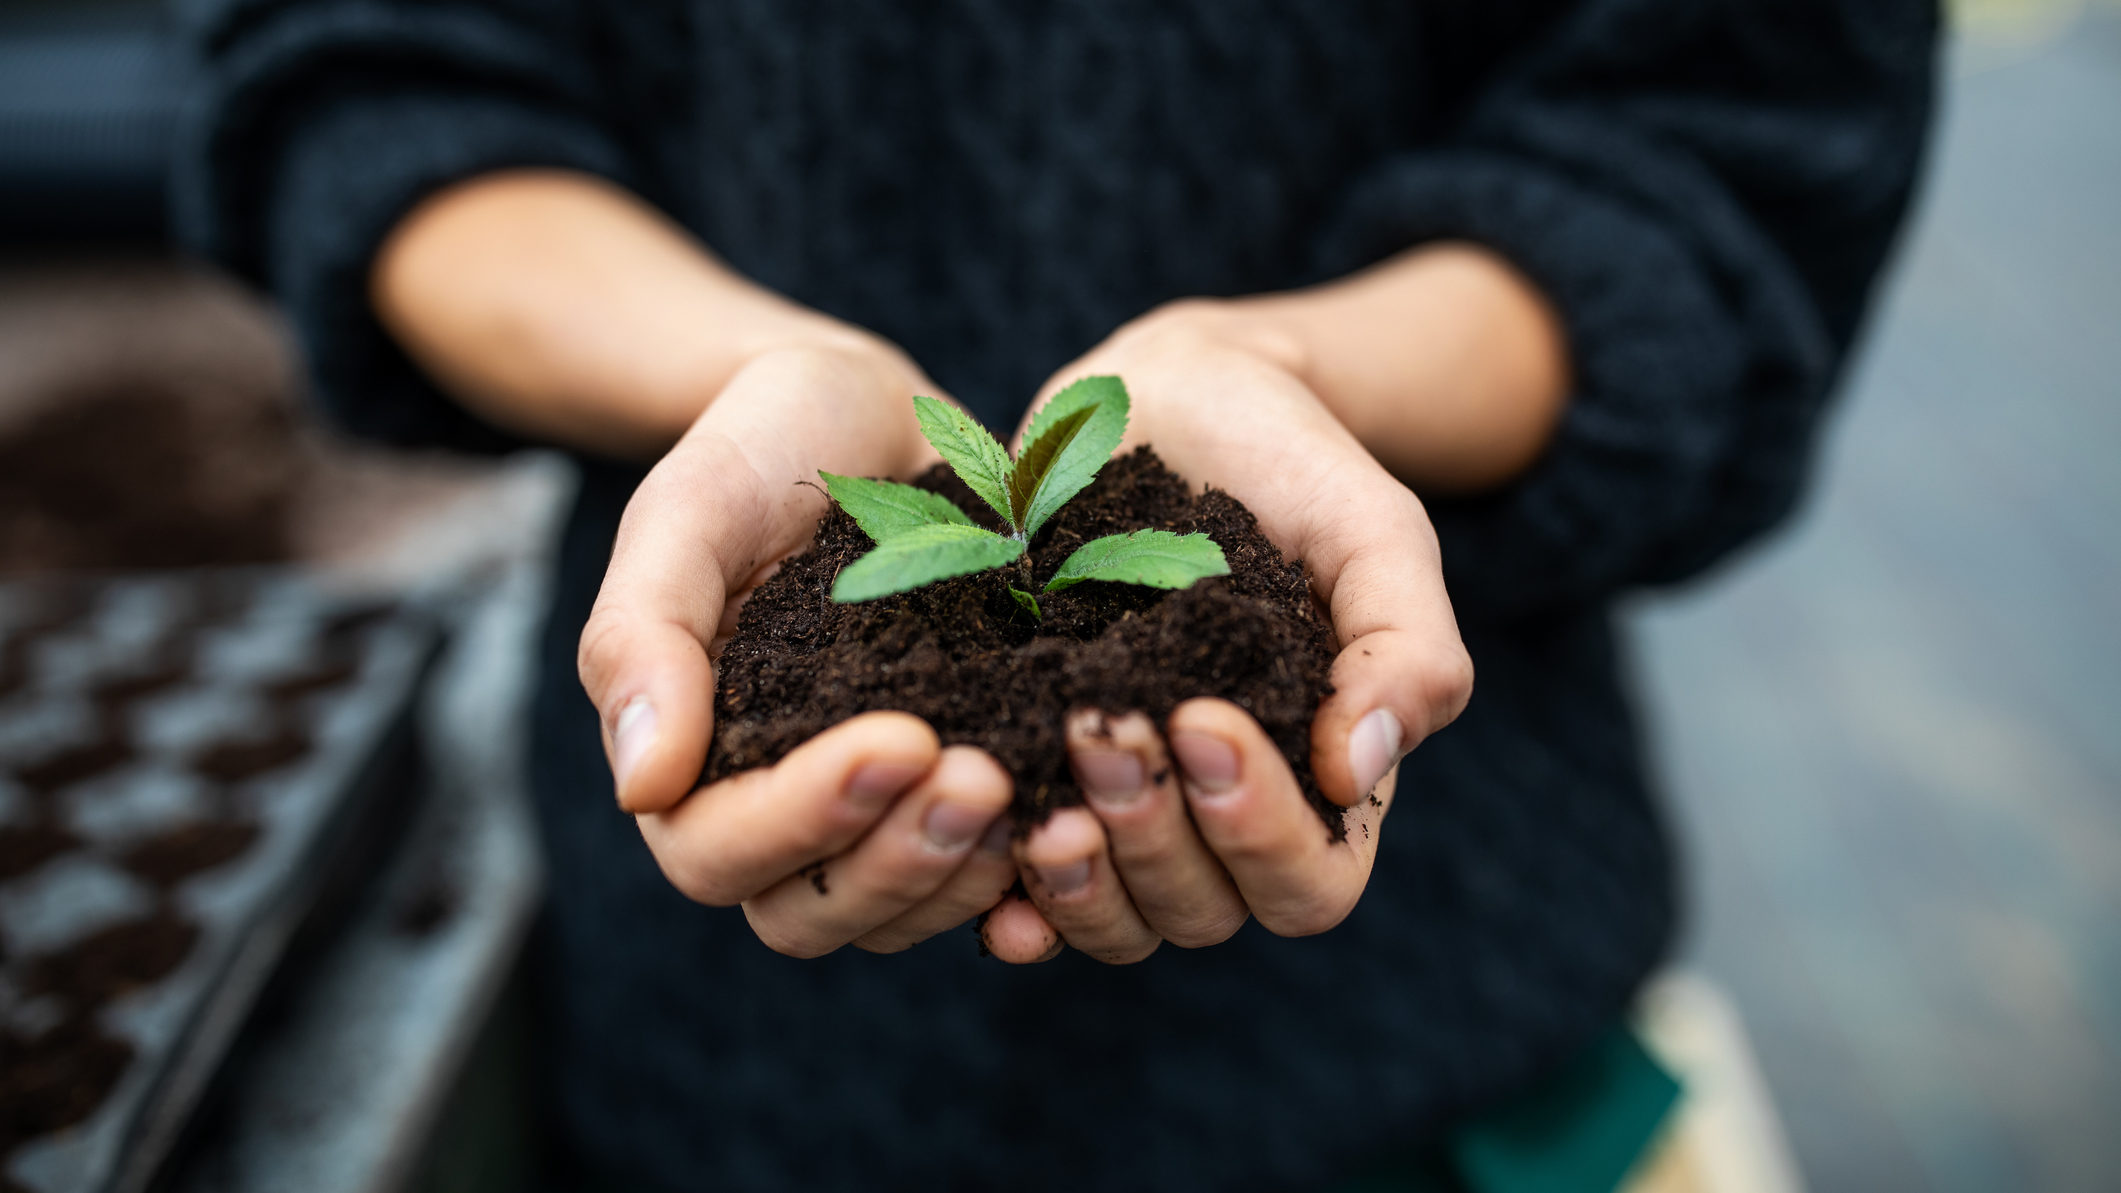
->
[579, 342, 1020, 956]
[982, 305, 1476, 964]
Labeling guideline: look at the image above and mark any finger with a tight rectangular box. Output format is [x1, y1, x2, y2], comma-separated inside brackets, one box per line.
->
[582, 429, 788, 813]
[856, 815, 1018, 954]
[582, 347, 932, 814]
[1300, 482, 1475, 807]
[1169, 698, 1383, 938]
[981, 893, 1063, 964]
[1014, 808, 1160, 964]
[745, 746, 1013, 957]
[637, 711, 937, 905]
[1068, 710, 1247, 948]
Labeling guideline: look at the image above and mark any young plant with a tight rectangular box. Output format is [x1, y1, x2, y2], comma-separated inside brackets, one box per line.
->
[820, 376, 1228, 612]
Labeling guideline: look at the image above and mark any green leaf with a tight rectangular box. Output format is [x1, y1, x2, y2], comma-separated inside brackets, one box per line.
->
[1008, 587, 1042, 621]
[1006, 405, 1095, 528]
[831, 523, 1025, 603]
[1044, 530, 1229, 593]
[819, 471, 972, 543]
[1011, 376, 1130, 541]
[912, 394, 1016, 530]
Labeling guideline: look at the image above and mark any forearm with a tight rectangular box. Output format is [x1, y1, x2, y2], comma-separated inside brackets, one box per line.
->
[1168, 243, 1571, 495]
[371, 169, 893, 460]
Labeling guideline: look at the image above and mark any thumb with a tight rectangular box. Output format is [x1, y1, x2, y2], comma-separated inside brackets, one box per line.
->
[1304, 481, 1474, 807]
[580, 429, 787, 813]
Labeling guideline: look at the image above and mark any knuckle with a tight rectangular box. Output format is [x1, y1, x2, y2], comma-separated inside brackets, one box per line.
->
[574, 610, 632, 699]
[736, 341, 910, 411]
[1375, 483, 1435, 540]
[1142, 297, 1227, 333]
[1113, 301, 1226, 358]
[743, 905, 839, 959]
[1088, 936, 1162, 966]
[1203, 824, 1286, 868]
[1164, 909, 1248, 949]
[781, 796, 864, 858]
[1109, 830, 1184, 872]
[852, 932, 911, 955]
[1421, 646, 1476, 728]
[870, 864, 942, 907]
[1261, 889, 1358, 938]
[659, 855, 742, 908]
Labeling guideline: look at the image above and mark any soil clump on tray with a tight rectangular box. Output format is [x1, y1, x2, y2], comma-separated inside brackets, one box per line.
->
[704, 447, 1345, 836]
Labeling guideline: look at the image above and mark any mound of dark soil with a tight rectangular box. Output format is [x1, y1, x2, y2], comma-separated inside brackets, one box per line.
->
[703, 447, 1343, 836]
[0, 377, 300, 573]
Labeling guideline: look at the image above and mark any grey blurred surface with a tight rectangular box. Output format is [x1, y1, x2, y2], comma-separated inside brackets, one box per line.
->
[168, 456, 571, 1193]
[1626, 6, 2121, 1191]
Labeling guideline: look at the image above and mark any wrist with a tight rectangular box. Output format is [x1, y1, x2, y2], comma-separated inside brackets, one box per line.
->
[1237, 244, 1571, 493]
[373, 169, 929, 463]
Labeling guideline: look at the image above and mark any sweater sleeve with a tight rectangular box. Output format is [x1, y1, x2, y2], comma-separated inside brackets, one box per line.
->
[173, 0, 637, 452]
[1312, 0, 1936, 621]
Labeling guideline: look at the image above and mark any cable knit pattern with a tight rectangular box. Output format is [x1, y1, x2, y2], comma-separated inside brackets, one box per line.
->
[175, 3, 1934, 1190]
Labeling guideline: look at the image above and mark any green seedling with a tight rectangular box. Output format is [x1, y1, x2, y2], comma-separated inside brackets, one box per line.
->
[821, 376, 1228, 611]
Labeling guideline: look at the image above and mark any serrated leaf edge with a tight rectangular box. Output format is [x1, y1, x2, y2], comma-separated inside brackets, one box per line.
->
[1044, 529, 1229, 593]
[1007, 405, 1098, 529]
[830, 523, 1025, 603]
[1015, 377, 1130, 541]
[819, 471, 973, 544]
[911, 395, 1017, 531]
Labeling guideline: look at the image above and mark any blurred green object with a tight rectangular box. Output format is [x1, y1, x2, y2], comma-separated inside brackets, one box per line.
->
[1345, 1027, 1681, 1193]
[1452, 1029, 1680, 1193]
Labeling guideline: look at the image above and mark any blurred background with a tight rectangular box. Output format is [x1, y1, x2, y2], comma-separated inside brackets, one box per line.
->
[1627, 2, 2121, 1190]
[0, 0, 2114, 1190]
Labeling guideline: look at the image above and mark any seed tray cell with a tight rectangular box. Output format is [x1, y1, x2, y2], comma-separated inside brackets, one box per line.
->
[0, 573, 435, 1193]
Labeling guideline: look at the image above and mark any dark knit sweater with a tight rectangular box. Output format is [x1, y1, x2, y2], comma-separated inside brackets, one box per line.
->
[176, 3, 1934, 1190]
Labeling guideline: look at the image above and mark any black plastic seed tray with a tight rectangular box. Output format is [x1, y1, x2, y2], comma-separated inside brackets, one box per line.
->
[0, 572, 436, 1193]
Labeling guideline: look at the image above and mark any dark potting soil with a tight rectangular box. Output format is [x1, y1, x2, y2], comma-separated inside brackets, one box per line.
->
[0, 377, 299, 573]
[704, 448, 1344, 835]
[0, 578, 381, 1167]
[0, 824, 79, 882]
[92, 654, 196, 715]
[26, 912, 200, 1006]
[190, 727, 312, 785]
[264, 655, 360, 706]
[14, 737, 135, 796]
[0, 1020, 134, 1156]
[122, 822, 262, 888]
[0, 639, 26, 702]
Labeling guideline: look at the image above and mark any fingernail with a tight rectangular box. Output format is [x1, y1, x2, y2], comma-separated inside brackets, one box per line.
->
[921, 803, 993, 853]
[979, 818, 1015, 856]
[612, 697, 656, 798]
[1170, 731, 1240, 795]
[1348, 708, 1405, 796]
[1035, 860, 1091, 896]
[1074, 748, 1145, 807]
[846, 762, 922, 809]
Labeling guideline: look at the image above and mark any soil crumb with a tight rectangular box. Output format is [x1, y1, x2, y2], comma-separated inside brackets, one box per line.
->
[121, 821, 262, 887]
[0, 824, 79, 882]
[704, 448, 1343, 835]
[190, 727, 311, 784]
[0, 1020, 134, 1156]
[25, 912, 199, 1006]
[14, 738, 135, 796]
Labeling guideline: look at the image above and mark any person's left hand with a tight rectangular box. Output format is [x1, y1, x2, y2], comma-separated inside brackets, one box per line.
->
[981, 302, 1475, 964]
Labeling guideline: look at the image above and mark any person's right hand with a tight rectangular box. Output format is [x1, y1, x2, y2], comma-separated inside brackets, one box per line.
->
[578, 341, 1021, 957]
